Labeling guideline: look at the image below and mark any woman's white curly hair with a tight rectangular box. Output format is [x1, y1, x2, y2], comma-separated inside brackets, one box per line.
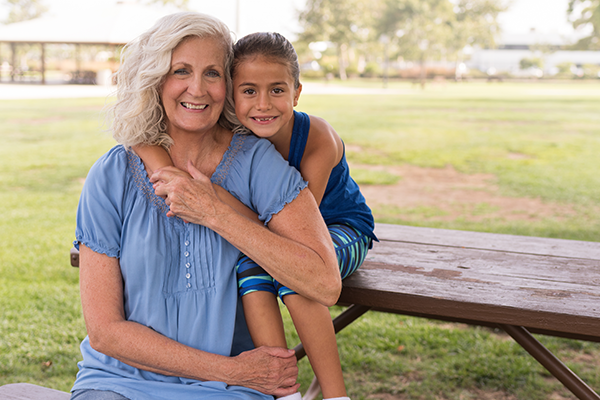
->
[108, 12, 240, 148]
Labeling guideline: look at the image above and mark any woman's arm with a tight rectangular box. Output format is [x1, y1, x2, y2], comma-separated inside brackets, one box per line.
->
[152, 163, 341, 306]
[78, 244, 300, 396]
[134, 144, 260, 224]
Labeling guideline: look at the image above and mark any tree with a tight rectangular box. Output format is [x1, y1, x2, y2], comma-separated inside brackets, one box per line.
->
[375, 0, 456, 87]
[373, 0, 504, 86]
[2, 0, 47, 24]
[298, 0, 369, 79]
[450, 0, 506, 78]
[568, 0, 600, 50]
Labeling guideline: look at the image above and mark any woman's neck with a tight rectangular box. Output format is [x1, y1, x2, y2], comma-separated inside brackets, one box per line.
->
[168, 125, 233, 177]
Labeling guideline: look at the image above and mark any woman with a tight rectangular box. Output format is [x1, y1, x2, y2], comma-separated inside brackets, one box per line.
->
[72, 12, 340, 400]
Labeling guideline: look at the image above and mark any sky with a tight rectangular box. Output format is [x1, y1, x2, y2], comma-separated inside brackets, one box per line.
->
[0, 0, 584, 43]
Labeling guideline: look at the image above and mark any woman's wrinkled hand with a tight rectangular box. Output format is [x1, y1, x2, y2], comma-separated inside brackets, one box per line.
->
[228, 346, 300, 397]
[150, 162, 222, 226]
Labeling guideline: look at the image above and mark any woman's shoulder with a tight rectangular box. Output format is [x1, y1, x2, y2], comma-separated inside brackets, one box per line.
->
[89, 145, 129, 173]
[84, 145, 135, 193]
[228, 132, 279, 162]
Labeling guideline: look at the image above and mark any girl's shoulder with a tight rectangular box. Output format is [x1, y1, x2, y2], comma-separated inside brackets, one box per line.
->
[305, 114, 343, 159]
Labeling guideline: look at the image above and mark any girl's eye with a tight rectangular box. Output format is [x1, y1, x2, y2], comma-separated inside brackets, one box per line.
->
[243, 88, 256, 95]
[272, 88, 284, 94]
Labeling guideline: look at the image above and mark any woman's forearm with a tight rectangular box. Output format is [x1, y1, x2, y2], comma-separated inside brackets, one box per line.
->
[79, 245, 299, 395]
[80, 245, 231, 381]
[152, 164, 341, 306]
[210, 190, 340, 306]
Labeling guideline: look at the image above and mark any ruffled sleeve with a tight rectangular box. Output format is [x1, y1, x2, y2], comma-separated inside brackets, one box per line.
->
[214, 135, 307, 225]
[74, 146, 129, 258]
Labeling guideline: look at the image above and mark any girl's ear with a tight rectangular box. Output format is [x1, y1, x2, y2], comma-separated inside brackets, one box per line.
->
[293, 83, 303, 107]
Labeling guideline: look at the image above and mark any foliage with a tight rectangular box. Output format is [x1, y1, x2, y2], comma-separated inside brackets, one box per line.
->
[298, 0, 505, 86]
[568, 0, 600, 50]
[298, 0, 371, 79]
[2, 0, 47, 23]
[519, 57, 544, 70]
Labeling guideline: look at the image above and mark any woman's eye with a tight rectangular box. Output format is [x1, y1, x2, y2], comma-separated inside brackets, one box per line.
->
[174, 68, 188, 75]
[207, 70, 221, 78]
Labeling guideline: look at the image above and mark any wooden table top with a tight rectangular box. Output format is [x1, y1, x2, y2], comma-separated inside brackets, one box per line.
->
[339, 224, 600, 342]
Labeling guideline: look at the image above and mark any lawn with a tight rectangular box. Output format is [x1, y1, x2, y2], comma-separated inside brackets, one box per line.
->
[1, 80, 599, 399]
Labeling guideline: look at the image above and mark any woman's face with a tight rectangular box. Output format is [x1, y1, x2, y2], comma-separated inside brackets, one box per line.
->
[161, 36, 227, 137]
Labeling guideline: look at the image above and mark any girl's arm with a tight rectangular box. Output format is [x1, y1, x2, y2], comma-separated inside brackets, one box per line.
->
[300, 116, 345, 205]
[152, 163, 341, 307]
[132, 144, 174, 176]
[133, 145, 260, 224]
[78, 244, 300, 396]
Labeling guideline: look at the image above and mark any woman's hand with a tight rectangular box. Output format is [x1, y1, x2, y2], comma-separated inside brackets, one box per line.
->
[228, 347, 300, 397]
[151, 162, 224, 225]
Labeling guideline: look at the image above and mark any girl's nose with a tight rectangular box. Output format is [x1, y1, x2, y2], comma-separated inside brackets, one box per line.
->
[256, 92, 271, 110]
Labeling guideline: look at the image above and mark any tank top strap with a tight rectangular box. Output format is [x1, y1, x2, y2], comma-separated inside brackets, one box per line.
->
[288, 110, 310, 171]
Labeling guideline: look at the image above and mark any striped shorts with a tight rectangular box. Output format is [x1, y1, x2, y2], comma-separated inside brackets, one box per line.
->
[236, 223, 372, 300]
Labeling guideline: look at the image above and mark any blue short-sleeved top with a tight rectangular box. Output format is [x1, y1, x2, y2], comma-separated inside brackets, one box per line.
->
[72, 133, 307, 400]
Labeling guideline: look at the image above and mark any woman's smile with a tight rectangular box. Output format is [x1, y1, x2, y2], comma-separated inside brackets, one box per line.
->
[161, 36, 227, 137]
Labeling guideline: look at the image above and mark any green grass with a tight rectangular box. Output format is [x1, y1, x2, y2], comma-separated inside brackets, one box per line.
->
[1, 81, 599, 399]
[299, 80, 600, 242]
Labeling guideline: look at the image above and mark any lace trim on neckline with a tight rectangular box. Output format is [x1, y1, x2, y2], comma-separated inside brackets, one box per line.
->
[212, 133, 245, 187]
[127, 148, 170, 215]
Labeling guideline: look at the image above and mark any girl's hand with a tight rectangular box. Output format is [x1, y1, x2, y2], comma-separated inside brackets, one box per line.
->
[229, 347, 300, 397]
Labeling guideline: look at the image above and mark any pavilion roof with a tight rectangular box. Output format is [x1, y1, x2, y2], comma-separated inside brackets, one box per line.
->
[0, 1, 178, 45]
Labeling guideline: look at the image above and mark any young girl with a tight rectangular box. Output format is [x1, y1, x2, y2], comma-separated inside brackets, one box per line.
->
[136, 32, 377, 400]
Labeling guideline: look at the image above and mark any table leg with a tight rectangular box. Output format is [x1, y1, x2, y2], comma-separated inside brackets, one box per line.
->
[499, 324, 600, 400]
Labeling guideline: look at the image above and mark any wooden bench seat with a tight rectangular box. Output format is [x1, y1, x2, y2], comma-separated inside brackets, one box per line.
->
[68, 223, 600, 399]
[0, 383, 70, 399]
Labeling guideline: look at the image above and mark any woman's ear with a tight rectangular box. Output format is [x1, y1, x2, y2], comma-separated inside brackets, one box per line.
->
[293, 83, 303, 107]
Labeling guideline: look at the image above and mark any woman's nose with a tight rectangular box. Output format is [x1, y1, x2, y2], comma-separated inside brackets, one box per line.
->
[188, 75, 206, 96]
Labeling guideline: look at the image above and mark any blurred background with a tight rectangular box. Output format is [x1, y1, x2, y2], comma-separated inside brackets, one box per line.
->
[1, 1, 600, 399]
[0, 0, 598, 85]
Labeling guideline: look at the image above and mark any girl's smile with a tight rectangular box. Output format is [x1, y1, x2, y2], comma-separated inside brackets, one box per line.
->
[233, 56, 302, 141]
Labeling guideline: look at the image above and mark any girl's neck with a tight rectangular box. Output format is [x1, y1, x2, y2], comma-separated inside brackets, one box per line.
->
[266, 111, 296, 161]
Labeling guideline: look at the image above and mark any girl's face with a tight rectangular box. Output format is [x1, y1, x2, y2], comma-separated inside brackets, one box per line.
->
[161, 36, 227, 138]
[232, 56, 301, 139]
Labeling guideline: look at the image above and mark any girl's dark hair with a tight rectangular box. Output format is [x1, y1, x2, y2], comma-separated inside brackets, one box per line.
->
[233, 32, 300, 89]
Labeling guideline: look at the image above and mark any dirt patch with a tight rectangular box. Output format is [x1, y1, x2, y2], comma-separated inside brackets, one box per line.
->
[354, 163, 576, 222]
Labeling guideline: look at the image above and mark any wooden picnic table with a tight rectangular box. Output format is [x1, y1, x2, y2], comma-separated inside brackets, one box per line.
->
[299, 223, 600, 399]
[68, 222, 600, 399]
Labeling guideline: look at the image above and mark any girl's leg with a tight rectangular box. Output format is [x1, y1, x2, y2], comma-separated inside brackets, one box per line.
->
[242, 290, 287, 348]
[284, 294, 347, 399]
[279, 225, 369, 399]
[237, 253, 287, 348]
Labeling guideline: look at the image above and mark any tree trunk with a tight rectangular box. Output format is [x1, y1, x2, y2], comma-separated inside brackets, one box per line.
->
[419, 52, 426, 89]
[338, 43, 347, 81]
